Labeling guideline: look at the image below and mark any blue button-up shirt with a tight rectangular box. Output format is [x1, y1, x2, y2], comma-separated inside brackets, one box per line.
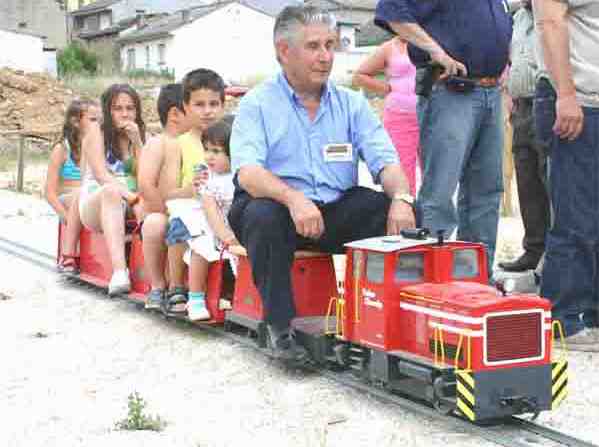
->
[375, 0, 513, 77]
[231, 72, 399, 204]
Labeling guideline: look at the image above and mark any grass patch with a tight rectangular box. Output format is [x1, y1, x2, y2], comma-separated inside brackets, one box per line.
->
[115, 392, 166, 432]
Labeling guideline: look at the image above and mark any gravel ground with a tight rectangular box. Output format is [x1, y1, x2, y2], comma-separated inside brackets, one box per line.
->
[0, 189, 598, 447]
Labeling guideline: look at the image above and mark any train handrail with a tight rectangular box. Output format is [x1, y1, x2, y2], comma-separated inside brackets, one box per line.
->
[325, 296, 337, 335]
[433, 326, 446, 367]
[454, 332, 473, 372]
[551, 320, 567, 361]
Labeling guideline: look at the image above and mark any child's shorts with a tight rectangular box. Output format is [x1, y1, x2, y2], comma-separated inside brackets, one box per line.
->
[166, 217, 192, 246]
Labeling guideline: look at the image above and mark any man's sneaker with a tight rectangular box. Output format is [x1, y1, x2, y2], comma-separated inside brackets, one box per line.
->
[167, 287, 188, 314]
[187, 300, 211, 321]
[266, 324, 308, 364]
[563, 328, 599, 352]
[108, 269, 131, 296]
[145, 288, 165, 310]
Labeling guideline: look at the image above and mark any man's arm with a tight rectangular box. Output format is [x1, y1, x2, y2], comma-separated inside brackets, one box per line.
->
[375, 0, 467, 76]
[533, 0, 583, 140]
[138, 136, 166, 214]
[352, 95, 415, 234]
[237, 166, 325, 240]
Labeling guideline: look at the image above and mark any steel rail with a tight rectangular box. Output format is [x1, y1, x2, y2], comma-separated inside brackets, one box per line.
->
[0, 237, 596, 447]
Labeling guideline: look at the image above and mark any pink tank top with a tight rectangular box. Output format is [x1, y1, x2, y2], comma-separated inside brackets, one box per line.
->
[385, 44, 417, 113]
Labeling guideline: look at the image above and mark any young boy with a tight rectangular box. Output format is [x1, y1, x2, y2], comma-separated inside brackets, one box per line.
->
[139, 83, 191, 309]
[162, 68, 227, 313]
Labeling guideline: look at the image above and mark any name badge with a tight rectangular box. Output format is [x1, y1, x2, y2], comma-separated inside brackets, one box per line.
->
[323, 143, 353, 162]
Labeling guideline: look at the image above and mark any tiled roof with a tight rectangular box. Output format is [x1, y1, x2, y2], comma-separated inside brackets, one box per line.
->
[118, 0, 302, 44]
[71, 0, 120, 16]
[118, 4, 221, 43]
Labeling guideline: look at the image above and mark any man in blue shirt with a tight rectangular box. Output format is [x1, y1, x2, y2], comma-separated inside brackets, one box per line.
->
[230, 5, 415, 362]
[375, 0, 513, 273]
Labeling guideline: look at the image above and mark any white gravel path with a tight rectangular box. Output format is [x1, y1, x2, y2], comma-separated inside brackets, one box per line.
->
[0, 190, 597, 447]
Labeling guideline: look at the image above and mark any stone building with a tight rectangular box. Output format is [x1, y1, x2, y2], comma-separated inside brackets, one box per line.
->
[0, 0, 67, 49]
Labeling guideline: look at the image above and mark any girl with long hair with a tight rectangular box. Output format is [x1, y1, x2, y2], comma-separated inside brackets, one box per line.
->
[78, 84, 146, 295]
[46, 98, 100, 273]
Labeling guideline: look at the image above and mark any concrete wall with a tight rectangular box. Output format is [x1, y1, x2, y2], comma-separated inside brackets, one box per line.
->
[0, 0, 67, 49]
[0, 29, 45, 72]
[171, 2, 280, 84]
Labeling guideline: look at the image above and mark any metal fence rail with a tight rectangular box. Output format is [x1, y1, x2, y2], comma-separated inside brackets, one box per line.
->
[0, 130, 55, 193]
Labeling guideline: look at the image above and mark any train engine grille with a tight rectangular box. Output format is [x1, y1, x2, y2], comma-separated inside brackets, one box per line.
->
[485, 312, 542, 364]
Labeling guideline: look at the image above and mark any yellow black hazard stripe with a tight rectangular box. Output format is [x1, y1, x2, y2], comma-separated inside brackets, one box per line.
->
[456, 371, 476, 421]
[552, 360, 568, 409]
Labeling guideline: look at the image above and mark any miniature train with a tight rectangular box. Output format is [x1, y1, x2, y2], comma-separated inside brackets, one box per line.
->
[57, 222, 568, 423]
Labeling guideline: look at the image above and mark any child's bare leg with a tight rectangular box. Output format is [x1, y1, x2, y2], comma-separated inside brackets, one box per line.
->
[187, 251, 210, 321]
[189, 251, 209, 293]
[168, 243, 187, 290]
[99, 185, 127, 271]
[141, 212, 168, 290]
[63, 190, 82, 255]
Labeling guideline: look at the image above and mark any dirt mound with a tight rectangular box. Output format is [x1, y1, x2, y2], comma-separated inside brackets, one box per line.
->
[0, 68, 76, 136]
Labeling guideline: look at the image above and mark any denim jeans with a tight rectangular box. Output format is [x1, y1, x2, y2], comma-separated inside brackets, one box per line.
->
[537, 78, 599, 336]
[417, 83, 504, 271]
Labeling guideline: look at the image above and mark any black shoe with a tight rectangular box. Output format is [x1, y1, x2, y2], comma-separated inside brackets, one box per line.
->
[498, 253, 541, 272]
[266, 324, 308, 364]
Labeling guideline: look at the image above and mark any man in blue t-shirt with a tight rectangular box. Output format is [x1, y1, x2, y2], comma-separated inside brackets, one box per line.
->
[229, 5, 415, 362]
[375, 0, 513, 274]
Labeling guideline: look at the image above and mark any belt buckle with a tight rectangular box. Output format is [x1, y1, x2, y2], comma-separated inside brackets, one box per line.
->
[478, 77, 497, 88]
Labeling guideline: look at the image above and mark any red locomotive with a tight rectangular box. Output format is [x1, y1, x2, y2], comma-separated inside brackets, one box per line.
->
[57, 223, 568, 423]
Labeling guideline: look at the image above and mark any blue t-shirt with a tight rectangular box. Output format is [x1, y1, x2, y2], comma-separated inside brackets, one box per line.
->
[231, 72, 398, 204]
[375, 0, 513, 77]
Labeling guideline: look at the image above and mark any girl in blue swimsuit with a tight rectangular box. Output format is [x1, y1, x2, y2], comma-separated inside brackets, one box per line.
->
[46, 99, 100, 273]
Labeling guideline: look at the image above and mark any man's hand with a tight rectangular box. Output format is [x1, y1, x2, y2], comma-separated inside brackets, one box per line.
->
[288, 192, 325, 239]
[386, 200, 416, 235]
[554, 94, 584, 140]
[430, 48, 468, 78]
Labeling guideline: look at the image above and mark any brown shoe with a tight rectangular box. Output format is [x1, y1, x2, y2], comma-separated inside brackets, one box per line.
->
[266, 325, 309, 364]
[498, 253, 541, 272]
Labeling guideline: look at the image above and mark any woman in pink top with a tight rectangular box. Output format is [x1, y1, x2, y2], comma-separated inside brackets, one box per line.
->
[353, 37, 419, 195]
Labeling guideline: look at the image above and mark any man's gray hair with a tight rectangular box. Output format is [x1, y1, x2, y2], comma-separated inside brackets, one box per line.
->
[274, 5, 337, 45]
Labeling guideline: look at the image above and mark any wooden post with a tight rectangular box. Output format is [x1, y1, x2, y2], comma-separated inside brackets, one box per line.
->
[16, 134, 25, 193]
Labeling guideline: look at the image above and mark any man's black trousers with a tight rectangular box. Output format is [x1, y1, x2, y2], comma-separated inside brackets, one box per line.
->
[228, 186, 390, 331]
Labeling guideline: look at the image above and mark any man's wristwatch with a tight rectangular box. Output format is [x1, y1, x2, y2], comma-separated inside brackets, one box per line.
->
[392, 192, 415, 207]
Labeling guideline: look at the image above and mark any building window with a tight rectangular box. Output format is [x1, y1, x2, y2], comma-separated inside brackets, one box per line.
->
[145, 46, 151, 70]
[127, 48, 136, 71]
[158, 44, 166, 65]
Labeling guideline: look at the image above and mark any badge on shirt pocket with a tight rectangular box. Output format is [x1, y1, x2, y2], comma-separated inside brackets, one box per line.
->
[323, 143, 353, 162]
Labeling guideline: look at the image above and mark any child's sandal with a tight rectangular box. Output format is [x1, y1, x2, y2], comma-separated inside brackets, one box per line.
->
[59, 254, 79, 275]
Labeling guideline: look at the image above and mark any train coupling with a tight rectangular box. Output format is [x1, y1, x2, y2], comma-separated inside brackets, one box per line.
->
[500, 396, 540, 417]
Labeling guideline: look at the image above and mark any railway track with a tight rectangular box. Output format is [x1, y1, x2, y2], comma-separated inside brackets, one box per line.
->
[0, 235, 595, 447]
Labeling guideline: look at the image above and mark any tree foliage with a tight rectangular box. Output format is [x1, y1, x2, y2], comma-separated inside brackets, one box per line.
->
[57, 43, 98, 77]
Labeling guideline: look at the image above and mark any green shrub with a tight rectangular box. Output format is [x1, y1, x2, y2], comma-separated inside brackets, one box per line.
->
[124, 68, 174, 80]
[115, 391, 166, 431]
[58, 43, 98, 77]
